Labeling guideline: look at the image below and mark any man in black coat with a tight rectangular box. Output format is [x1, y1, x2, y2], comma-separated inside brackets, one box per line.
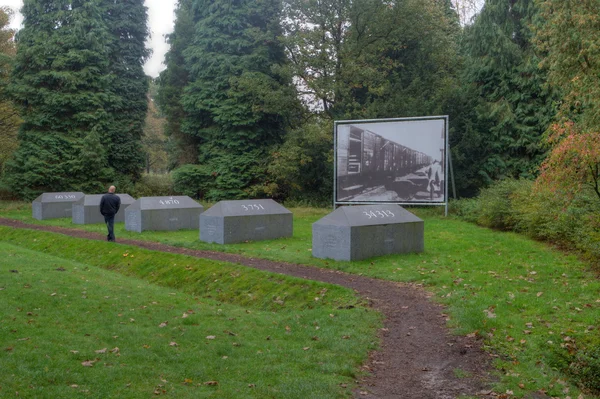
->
[99, 185, 121, 242]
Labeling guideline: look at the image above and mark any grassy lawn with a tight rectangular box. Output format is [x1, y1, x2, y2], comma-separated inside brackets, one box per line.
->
[0, 232, 380, 398]
[1, 200, 600, 398]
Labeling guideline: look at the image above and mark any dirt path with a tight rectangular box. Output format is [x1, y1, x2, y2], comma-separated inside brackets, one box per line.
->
[0, 218, 494, 398]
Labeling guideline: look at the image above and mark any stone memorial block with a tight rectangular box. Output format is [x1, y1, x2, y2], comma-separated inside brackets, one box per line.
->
[200, 199, 293, 244]
[312, 204, 423, 261]
[125, 196, 204, 232]
[72, 194, 135, 225]
[32, 192, 85, 220]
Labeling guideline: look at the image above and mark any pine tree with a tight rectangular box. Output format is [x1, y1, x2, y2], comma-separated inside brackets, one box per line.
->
[456, 0, 556, 193]
[6, 0, 118, 198]
[156, 0, 198, 169]
[5, 0, 150, 198]
[101, 0, 150, 180]
[171, 0, 300, 200]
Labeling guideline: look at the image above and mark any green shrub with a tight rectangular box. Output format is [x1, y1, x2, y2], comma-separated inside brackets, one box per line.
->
[171, 164, 214, 199]
[570, 345, 600, 394]
[547, 335, 600, 395]
[448, 198, 480, 223]
[0, 180, 16, 200]
[453, 179, 600, 266]
[473, 178, 533, 230]
[131, 173, 176, 197]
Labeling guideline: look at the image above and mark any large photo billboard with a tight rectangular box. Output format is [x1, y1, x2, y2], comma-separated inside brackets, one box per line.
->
[335, 116, 448, 205]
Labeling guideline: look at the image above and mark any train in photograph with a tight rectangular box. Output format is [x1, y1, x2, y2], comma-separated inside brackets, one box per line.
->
[336, 124, 441, 201]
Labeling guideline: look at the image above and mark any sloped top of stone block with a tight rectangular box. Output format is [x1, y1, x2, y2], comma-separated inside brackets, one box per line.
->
[313, 204, 422, 227]
[126, 196, 203, 211]
[202, 199, 291, 217]
[33, 192, 85, 203]
[74, 194, 135, 206]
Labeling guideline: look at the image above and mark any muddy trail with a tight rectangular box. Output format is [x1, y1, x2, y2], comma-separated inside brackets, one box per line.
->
[0, 218, 495, 398]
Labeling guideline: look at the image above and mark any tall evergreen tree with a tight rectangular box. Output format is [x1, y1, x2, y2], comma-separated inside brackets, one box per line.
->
[156, 0, 198, 169]
[454, 0, 556, 194]
[6, 0, 117, 198]
[102, 0, 150, 180]
[5, 0, 150, 199]
[171, 0, 300, 200]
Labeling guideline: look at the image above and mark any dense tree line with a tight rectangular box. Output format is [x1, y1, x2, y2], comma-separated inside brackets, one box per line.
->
[0, 0, 598, 204]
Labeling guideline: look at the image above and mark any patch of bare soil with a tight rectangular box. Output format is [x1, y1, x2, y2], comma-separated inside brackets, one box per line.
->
[0, 218, 495, 398]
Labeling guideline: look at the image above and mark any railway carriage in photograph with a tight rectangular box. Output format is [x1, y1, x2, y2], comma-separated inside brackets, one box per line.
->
[336, 124, 436, 201]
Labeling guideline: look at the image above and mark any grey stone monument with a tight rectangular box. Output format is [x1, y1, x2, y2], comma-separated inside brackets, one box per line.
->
[72, 194, 135, 225]
[312, 204, 424, 261]
[200, 199, 292, 244]
[125, 196, 204, 232]
[32, 192, 85, 220]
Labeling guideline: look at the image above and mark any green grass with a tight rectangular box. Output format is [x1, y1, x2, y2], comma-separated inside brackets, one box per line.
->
[1, 201, 600, 398]
[0, 230, 380, 398]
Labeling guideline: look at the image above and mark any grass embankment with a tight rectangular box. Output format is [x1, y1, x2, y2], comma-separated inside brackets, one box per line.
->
[0, 227, 379, 398]
[1, 201, 600, 398]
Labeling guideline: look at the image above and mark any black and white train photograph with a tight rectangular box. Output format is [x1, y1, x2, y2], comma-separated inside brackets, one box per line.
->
[335, 117, 447, 204]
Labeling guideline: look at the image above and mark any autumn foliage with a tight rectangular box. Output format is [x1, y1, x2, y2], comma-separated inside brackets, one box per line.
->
[535, 122, 600, 202]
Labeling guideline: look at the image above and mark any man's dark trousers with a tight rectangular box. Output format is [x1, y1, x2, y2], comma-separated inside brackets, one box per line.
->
[105, 214, 116, 242]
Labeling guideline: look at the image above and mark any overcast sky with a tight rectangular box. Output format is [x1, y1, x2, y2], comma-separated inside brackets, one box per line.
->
[1, 0, 177, 77]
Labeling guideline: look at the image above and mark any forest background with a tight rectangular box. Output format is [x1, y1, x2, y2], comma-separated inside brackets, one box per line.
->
[0, 0, 598, 256]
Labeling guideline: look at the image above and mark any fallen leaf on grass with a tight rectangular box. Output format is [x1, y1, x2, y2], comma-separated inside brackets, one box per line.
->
[70, 350, 79, 354]
[206, 335, 216, 340]
[158, 322, 168, 328]
[169, 342, 178, 347]
[110, 347, 119, 354]
[81, 360, 96, 367]
[70, 385, 78, 388]
[181, 313, 188, 318]
[536, 292, 543, 297]
[95, 348, 107, 354]
[303, 347, 310, 351]
[204, 381, 218, 386]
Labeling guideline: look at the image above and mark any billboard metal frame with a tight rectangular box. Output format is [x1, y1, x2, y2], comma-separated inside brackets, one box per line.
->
[333, 116, 449, 215]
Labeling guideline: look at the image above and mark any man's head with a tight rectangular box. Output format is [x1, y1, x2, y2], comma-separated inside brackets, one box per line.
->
[108, 185, 116, 193]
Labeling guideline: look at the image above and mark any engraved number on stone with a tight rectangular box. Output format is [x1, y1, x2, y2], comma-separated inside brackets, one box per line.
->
[242, 204, 265, 211]
[55, 195, 76, 200]
[363, 210, 395, 219]
[159, 199, 180, 205]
